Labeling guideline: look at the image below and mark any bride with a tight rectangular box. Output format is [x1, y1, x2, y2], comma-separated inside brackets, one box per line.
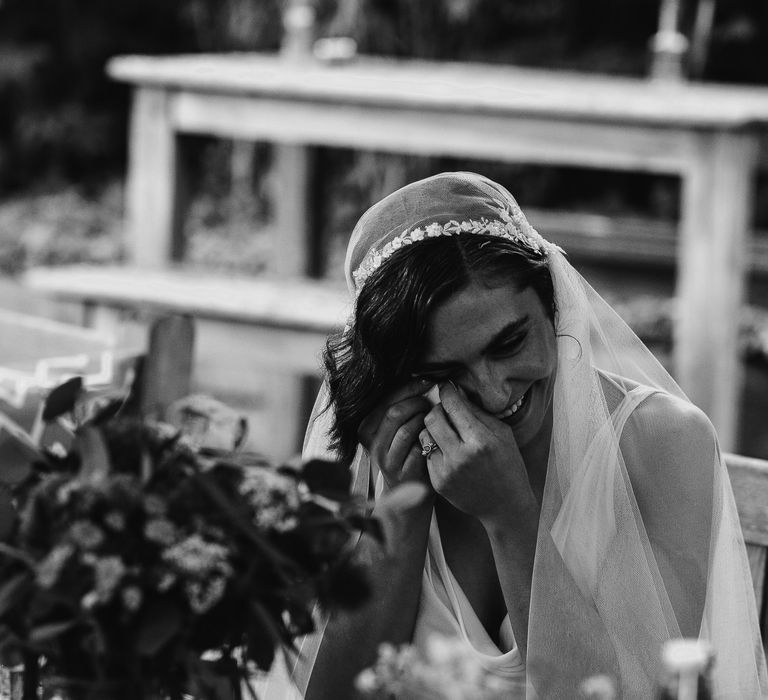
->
[271, 172, 766, 698]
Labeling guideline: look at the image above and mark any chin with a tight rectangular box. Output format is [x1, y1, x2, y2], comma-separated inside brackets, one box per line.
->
[504, 378, 552, 447]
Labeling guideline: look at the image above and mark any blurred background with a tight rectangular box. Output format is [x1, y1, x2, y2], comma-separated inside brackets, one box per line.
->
[1, 0, 768, 458]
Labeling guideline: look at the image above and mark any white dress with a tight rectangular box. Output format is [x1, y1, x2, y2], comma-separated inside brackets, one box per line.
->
[413, 511, 526, 681]
[411, 383, 660, 693]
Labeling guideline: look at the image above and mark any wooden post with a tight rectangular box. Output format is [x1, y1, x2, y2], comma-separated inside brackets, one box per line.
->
[675, 130, 757, 450]
[252, 0, 318, 458]
[650, 0, 688, 81]
[125, 87, 188, 266]
[274, 0, 316, 278]
[139, 315, 195, 420]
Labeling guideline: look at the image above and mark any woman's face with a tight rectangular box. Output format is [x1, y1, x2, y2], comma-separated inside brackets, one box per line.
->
[414, 281, 557, 447]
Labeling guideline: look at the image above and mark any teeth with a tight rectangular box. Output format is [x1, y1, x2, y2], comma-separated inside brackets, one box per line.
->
[497, 391, 526, 419]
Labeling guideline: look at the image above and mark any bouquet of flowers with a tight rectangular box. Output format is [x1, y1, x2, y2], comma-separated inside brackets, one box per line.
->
[355, 635, 523, 700]
[0, 376, 378, 700]
[356, 635, 617, 700]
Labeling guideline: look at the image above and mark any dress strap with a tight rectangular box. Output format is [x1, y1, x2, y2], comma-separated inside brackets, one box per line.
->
[611, 385, 659, 439]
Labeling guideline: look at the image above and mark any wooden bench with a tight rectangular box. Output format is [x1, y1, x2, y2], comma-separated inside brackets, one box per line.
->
[726, 452, 768, 653]
[24, 264, 350, 460]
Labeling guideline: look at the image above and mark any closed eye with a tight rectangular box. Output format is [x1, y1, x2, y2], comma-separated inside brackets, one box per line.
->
[490, 331, 527, 357]
[411, 369, 459, 384]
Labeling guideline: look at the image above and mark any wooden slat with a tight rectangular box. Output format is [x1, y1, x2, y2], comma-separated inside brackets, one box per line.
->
[526, 209, 768, 273]
[107, 54, 768, 130]
[126, 88, 188, 266]
[171, 91, 695, 174]
[726, 453, 768, 548]
[675, 132, 756, 450]
[140, 315, 195, 421]
[24, 266, 351, 334]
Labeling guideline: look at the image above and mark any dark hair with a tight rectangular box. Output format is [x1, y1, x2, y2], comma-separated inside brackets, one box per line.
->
[323, 235, 555, 465]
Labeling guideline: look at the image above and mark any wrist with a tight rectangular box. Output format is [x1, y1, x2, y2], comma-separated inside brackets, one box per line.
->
[480, 496, 539, 542]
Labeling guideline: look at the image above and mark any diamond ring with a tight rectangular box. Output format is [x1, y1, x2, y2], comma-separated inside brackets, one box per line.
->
[420, 441, 440, 458]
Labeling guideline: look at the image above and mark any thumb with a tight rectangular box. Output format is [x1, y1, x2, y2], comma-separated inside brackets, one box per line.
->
[377, 481, 432, 512]
[373, 482, 433, 548]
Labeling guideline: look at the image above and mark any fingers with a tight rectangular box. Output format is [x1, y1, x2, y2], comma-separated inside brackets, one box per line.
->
[358, 379, 431, 448]
[388, 412, 428, 466]
[423, 404, 462, 453]
[418, 428, 437, 454]
[438, 382, 499, 437]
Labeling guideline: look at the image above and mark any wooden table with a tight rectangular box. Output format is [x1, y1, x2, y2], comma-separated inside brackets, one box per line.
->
[107, 52, 768, 450]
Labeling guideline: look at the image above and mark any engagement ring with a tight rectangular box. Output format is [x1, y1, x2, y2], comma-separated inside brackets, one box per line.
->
[420, 441, 440, 458]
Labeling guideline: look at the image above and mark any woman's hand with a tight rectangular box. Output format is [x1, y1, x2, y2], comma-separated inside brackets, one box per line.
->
[358, 380, 434, 490]
[420, 382, 537, 525]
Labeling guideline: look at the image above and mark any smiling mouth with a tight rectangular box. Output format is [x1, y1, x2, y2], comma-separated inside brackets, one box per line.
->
[495, 390, 528, 419]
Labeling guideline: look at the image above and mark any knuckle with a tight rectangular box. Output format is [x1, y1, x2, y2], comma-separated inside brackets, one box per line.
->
[385, 404, 406, 422]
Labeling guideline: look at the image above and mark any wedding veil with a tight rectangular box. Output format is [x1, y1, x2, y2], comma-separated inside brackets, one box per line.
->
[276, 172, 767, 698]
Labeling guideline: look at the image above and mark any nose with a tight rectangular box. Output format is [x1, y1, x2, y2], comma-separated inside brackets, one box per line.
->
[462, 361, 517, 414]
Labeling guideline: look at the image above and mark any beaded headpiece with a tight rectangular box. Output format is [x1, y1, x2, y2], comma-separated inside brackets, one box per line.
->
[351, 200, 560, 292]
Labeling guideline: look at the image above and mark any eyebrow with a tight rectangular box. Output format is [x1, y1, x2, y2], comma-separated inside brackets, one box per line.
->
[415, 315, 531, 374]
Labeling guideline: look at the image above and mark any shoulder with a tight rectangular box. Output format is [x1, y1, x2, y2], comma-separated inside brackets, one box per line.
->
[628, 390, 716, 457]
[622, 390, 717, 517]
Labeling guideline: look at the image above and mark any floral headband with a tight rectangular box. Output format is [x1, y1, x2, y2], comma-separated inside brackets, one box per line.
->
[351, 202, 561, 293]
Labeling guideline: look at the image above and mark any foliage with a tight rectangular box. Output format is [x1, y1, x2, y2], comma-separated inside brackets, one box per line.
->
[0, 375, 377, 699]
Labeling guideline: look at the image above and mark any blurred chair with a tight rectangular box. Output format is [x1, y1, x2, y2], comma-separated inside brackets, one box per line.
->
[726, 452, 768, 656]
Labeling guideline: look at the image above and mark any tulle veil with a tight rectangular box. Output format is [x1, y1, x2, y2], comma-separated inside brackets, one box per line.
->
[261, 172, 768, 699]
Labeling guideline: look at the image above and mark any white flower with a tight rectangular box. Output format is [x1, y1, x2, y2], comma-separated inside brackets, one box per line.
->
[185, 576, 226, 614]
[93, 556, 126, 601]
[162, 534, 232, 578]
[355, 668, 378, 693]
[121, 585, 143, 612]
[411, 227, 426, 241]
[145, 518, 178, 546]
[144, 494, 167, 516]
[69, 521, 105, 550]
[239, 468, 302, 532]
[579, 674, 616, 700]
[104, 511, 126, 531]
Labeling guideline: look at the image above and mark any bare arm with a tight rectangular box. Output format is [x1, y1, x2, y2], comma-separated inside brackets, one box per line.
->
[305, 380, 435, 700]
[305, 485, 433, 700]
[622, 395, 715, 636]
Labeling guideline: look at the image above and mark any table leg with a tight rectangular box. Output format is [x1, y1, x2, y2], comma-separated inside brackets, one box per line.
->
[126, 87, 188, 266]
[272, 144, 313, 276]
[676, 130, 756, 450]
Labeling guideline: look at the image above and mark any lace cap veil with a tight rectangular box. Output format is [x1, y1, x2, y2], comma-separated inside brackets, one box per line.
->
[283, 172, 767, 698]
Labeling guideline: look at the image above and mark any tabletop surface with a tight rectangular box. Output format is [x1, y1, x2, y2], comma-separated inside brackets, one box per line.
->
[108, 52, 768, 129]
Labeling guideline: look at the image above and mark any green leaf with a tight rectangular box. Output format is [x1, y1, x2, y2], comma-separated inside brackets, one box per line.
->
[0, 487, 17, 542]
[301, 459, 351, 498]
[0, 572, 32, 617]
[75, 424, 112, 485]
[135, 599, 182, 656]
[42, 376, 83, 422]
[0, 413, 40, 485]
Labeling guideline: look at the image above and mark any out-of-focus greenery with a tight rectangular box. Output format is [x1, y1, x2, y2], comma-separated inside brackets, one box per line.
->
[0, 0, 283, 190]
[1, 0, 766, 191]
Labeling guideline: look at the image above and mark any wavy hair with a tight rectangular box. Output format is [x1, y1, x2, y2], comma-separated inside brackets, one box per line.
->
[323, 235, 555, 465]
